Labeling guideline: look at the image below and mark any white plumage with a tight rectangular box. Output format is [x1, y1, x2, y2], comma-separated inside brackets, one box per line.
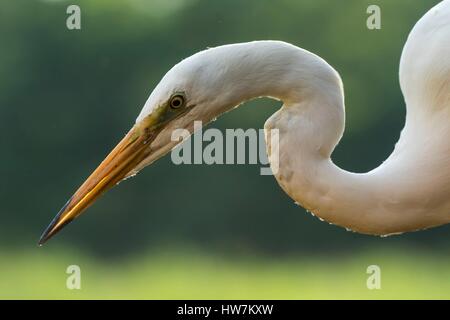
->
[40, 0, 450, 244]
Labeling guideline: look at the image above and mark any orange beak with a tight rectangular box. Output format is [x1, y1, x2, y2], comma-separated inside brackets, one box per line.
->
[38, 123, 158, 245]
[39, 93, 193, 245]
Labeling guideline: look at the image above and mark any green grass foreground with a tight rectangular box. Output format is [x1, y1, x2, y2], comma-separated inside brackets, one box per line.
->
[0, 247, 449, 299]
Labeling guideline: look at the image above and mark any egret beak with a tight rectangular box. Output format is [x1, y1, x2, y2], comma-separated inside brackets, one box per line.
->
[38, 120, 160, 246]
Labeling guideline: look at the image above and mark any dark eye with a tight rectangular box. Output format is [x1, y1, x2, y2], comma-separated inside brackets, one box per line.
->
[169, 94, 185, 109]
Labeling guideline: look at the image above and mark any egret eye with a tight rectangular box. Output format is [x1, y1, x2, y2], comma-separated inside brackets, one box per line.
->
[169, 94, 185, 109]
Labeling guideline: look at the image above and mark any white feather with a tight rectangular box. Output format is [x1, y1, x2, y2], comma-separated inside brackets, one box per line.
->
[137, 0, 450, 235]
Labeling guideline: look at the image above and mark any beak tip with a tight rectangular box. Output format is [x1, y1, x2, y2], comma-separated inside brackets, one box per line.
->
[38, 197, 74, 246]
[38, 224, 55, 246]
[38, 230, 52, 246]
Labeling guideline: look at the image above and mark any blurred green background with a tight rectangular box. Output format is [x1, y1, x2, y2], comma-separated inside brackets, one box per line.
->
[0, 0, 449, 299]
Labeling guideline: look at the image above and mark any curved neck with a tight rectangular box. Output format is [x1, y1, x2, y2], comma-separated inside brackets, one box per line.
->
[207, 42, 346, 157]
[207, 41, 448, 235]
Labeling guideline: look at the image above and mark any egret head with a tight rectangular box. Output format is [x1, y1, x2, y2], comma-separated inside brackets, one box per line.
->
[39, 40, 327, 244]
[38, 45, 240, 245]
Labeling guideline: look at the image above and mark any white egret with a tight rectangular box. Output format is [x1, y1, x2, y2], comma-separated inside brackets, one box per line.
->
[39, 1, 450, 245]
